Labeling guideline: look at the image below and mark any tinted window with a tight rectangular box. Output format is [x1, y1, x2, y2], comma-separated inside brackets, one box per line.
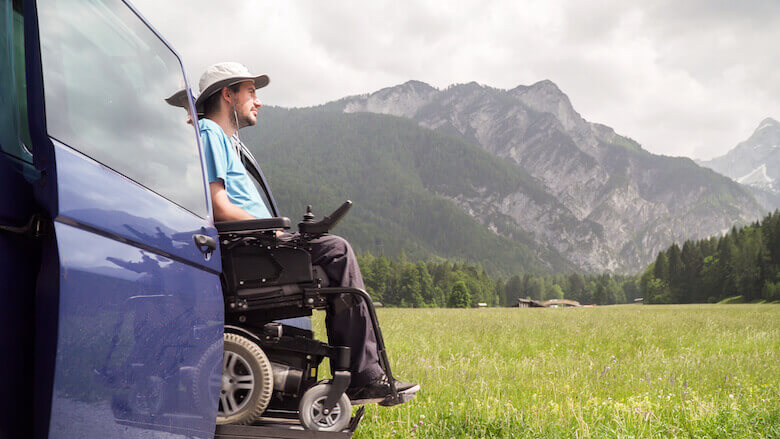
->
[37, 0, 207, 217]
[0, 0, 33, 163]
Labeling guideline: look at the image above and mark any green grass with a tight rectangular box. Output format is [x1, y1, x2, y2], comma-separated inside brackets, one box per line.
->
[315, 305, 779, 438]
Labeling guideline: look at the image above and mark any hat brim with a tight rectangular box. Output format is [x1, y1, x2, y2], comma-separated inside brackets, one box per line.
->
[165, 88, 204, 116]
[195, 74, 269, 112]
[165, 89, 189, 108]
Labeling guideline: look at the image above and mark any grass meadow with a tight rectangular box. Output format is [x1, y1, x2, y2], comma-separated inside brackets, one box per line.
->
[315, 305, 778, 438]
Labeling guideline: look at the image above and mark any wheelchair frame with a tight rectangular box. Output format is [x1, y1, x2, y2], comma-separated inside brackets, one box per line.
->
[215, 210, 407, 427]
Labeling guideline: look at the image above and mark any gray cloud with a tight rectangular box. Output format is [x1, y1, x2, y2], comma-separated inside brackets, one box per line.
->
[132, 0, 779, 160]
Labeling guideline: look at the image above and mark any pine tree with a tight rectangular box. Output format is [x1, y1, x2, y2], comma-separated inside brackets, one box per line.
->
[448, 281, 471, 308]
[667, 243, 683, 301]
[654, 252, 669, 284]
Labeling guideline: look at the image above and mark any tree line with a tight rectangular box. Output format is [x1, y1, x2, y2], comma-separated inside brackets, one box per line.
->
[639, 210, 780, 303]
[361, 211, 780, 307]
[358, 253, 639, 307]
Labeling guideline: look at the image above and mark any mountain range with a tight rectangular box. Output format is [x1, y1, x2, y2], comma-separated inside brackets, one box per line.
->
[698, 118, 780, 211]
[243, 80, 765, 273]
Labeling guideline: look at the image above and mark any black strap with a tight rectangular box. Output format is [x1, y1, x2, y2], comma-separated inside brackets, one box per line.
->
[0, 214, 50, 239]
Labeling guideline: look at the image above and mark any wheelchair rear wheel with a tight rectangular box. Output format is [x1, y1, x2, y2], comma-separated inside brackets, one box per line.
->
[216, 333, 274, 425]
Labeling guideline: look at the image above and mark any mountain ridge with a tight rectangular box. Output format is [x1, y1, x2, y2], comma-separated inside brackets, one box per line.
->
[326, 79, 763, 271]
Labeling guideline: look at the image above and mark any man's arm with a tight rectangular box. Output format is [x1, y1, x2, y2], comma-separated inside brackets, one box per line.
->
[210, 180, 256, 222]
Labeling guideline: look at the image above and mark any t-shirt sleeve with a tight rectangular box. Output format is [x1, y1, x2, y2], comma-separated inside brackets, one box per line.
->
[201, 128, 228, 183]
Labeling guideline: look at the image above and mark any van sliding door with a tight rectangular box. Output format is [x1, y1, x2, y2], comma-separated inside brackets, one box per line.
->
[27, 0, 223, 437]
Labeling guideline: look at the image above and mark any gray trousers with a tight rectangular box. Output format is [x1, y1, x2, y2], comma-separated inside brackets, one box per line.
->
[305, 234, 383, 386]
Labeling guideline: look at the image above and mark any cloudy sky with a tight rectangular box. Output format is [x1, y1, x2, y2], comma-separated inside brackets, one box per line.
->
[133, 0, 778, 160]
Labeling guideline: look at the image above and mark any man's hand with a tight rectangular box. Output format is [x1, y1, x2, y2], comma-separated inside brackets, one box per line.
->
[210, 180, 256, 222]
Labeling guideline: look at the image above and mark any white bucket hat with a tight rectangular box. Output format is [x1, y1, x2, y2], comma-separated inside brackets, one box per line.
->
[195, 62, 269, 112]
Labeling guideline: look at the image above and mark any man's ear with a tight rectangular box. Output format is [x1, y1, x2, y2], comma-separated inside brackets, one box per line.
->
[221, 86, 232, 105]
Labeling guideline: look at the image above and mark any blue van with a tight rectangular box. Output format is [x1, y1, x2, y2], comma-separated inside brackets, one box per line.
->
[1, 0, 225, 436]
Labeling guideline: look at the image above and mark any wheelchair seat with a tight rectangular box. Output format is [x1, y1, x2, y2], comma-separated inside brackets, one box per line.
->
[215, 217, 291, 233]
[216, 217, 331, 323]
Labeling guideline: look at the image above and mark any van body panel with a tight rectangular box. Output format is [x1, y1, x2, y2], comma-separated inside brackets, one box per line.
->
[51, 140, 221, 272]
[47, 221, 223, 438]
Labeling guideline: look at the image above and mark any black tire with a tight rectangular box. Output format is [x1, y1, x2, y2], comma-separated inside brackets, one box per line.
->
[217, 333, 274, 425]
[298, 384, 352, 432]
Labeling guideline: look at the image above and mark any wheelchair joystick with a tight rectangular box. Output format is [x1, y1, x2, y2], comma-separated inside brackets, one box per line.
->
[302, 205, 315, 223]
[298, 201, 353, 236]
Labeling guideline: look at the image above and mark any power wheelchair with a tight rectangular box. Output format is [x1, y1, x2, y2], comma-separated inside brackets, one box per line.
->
[211, 201, 415, 432]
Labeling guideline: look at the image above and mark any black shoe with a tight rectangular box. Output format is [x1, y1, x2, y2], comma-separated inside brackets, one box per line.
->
[347, 374, 420, 405]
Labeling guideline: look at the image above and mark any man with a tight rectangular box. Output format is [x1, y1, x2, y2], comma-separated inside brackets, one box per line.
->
[194, 62, 418, 404]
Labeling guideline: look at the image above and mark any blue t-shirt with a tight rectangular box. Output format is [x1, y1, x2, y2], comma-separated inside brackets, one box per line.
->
[199, 118, 271, 219]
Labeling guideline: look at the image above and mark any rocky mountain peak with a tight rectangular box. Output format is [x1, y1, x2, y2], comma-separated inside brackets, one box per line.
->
[510, 80, 584, 133]
[747, 117, 780, 144]
[530, 79, 562, 92]
[757, 117, 779, 131]
[342, 80, 438, 118]
[452, 81, 486, 90]
[401, 80, 438, 94]
[699, 116, 780, 211]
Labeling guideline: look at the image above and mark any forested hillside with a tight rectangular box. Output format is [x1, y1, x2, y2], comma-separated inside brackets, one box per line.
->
[242, 107, 575, 275]
[638, 210, 780, 303]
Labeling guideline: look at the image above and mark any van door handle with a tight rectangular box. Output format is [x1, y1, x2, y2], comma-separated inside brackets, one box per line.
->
[193, 234, 217, 253]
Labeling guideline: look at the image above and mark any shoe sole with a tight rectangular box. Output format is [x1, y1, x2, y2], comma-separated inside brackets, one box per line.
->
[379, 386, 420, 407]
[351, 384, 421, 406]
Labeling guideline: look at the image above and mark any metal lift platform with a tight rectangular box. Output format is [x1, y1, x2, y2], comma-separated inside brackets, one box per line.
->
[214, 407, 365, 438]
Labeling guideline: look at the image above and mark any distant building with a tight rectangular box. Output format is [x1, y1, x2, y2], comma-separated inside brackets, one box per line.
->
[516, 298, 580, 308]
[633, 298, 643, 303]
[516, 298, 544, 308]
[477, 302, 488, 308]
[541, 299, 581, 308]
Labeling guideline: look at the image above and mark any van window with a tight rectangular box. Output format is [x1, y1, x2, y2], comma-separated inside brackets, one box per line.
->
[0, 0, 33, 163]
[37, 0, 207, 217]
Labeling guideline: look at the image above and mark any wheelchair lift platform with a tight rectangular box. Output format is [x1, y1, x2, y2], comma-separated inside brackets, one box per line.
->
[214, 407, 365, 438]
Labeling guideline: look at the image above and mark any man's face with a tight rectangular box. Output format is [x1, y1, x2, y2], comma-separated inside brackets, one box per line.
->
[230, 81, 262, 128]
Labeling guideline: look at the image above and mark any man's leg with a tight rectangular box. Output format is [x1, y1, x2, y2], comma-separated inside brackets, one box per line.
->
[307, 234, 383, 386]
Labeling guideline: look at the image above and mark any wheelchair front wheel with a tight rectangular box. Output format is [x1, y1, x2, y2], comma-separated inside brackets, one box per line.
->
[298, 383, 352, 431]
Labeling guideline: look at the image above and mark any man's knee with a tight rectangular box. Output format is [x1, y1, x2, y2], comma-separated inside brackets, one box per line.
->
[312, 234, 351, 257]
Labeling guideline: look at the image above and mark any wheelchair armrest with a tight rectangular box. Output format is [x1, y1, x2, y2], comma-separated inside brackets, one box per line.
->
[216, 217, 291, 234]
